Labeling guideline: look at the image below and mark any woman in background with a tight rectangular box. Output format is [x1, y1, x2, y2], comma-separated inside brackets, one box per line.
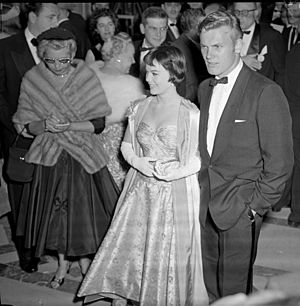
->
[78, 45, 208, 305]
[89, 32, 145, 189]
[85, 8, 119, 64]
[13, 27, 119, 289]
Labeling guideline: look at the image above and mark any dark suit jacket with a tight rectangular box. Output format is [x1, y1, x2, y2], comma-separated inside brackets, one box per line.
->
[165, 26, 177, 43]
[59, 19, 90, 60]
[129, 39, 169, 90]
[281, 26, 300, 52]
[284, 42, 300, 139]
[0, 32, 35, 155]
[172, 32, 210, 106]
[198, 64, 293, 230]
[165, 21, 182, 43]
[246, 22, 286, 87]
[130, 39, 143, 79]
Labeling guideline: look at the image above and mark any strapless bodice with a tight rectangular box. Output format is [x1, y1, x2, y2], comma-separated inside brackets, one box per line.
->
[136, 122, 178, 160]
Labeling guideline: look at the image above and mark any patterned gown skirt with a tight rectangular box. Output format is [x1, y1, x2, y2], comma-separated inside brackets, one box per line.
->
[79, 172, 183, 305]
[16, 150, 120, 258]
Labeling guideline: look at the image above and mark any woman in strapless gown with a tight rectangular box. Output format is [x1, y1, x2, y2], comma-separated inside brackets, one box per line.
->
[78, 46, 208, 305]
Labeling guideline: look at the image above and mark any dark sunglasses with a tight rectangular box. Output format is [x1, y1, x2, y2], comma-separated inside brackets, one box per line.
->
[43, 58, 71, 65]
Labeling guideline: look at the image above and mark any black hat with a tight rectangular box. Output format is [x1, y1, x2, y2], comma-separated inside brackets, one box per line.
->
[32, 27, 76, 46]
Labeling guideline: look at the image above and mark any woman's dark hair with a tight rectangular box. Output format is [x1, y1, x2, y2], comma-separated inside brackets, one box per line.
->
[144, 45, 186, 86]
[87, 8, 119, 46]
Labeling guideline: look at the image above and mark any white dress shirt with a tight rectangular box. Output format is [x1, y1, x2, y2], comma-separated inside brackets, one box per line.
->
[288, 26, 299, 51]
[240, 23, 256, 57]
[207, 59, 243, 155]
[24, 27, 40, 65]
[168, 19, 180, 39]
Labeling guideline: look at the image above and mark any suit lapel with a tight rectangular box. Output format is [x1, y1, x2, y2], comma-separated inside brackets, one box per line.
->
[211, 66, 251, 161]
[167, 27, 176, 42]
[11, 34, 35, 78]
[134, 40, 142, 73]
[200, 81, 214, 161]
[247, 23, 260, 55]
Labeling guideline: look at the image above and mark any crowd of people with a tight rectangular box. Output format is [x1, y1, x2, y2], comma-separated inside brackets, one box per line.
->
[0, 2, 300, 305]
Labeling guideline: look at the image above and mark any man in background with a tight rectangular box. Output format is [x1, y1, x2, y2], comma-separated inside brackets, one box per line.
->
[232, 2, 286, 87]
[130, 6, 168, 89]
[172, 8, 209, 105]
[57, 3, 91, 59]
[161, 2, 182, 42]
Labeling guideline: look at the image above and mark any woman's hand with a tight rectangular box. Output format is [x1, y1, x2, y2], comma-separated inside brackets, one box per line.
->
[153, 169, 181, 182]
[132, 157, 157, 177]
[45, 115, 70, 133]
[14, 123, 34, 138]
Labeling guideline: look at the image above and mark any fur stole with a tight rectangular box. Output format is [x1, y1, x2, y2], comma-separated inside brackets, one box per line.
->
[13, 59, 111, 173]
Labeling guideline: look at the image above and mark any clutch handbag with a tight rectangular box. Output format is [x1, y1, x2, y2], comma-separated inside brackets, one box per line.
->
[6, 127, 34, 183]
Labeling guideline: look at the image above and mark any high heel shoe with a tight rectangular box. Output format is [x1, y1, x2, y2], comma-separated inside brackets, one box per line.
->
[50, 275, 65, 289]
[49, 262, 70, 289]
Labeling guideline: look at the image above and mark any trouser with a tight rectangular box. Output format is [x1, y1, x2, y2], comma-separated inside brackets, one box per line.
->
[2, 131, 35, 265]
[289, 137, 300, 222]
[201, 209, 262, 304]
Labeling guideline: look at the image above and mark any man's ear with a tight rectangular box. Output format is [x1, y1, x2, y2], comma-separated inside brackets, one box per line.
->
[140, 23, 145, 35]
[234, 38, 243, 54]
[28, 11, 37, 25]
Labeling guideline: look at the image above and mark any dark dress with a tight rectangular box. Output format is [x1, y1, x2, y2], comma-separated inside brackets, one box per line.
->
[16, 119, 119, 258]
[91, 45, 103, 61]
[17, 151, 119, 258]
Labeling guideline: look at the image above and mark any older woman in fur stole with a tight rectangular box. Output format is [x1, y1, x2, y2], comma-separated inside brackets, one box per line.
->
[12, 27, 119, 289]
[89, 32, 145, 190]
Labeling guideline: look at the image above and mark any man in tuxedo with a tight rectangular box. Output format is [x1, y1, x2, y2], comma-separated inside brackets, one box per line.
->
[57, 3, 91, 59]
[161, 2, 182, 42]
[232, 2, 286, 87]
[282, 2, 300, 51]
[0, 2, 59, 273]
[172, 8, 209, 106]
[130, 7, 168, 89]
[198, 11, 293, 303]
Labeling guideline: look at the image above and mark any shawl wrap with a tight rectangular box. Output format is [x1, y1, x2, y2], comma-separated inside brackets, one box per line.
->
[13, 60, 111, 174]
[115, 96, 208, 305]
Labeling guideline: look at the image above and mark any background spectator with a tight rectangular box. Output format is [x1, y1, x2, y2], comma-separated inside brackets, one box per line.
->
[89, 32, 145, 189]
[85, 8, 119, 64]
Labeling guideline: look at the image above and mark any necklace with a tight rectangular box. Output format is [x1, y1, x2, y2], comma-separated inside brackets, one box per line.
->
[56, 67, 72, 78]
[57, 72, 69, 78]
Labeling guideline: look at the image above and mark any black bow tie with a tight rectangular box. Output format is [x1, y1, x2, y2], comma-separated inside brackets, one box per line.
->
[243, 30, 251, 35]
[31, 38, 38, 47]
[140, 46, 154, 52]
[170, 23, 177, 27]
[209, 77, 228, 87]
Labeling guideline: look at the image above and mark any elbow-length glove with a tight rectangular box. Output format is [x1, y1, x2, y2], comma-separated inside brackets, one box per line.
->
[121, 141, 157, 177]
[153, 156, 201, 182]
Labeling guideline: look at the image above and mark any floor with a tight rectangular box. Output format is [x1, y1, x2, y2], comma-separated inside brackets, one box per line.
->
[0, 184, 300, 305]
